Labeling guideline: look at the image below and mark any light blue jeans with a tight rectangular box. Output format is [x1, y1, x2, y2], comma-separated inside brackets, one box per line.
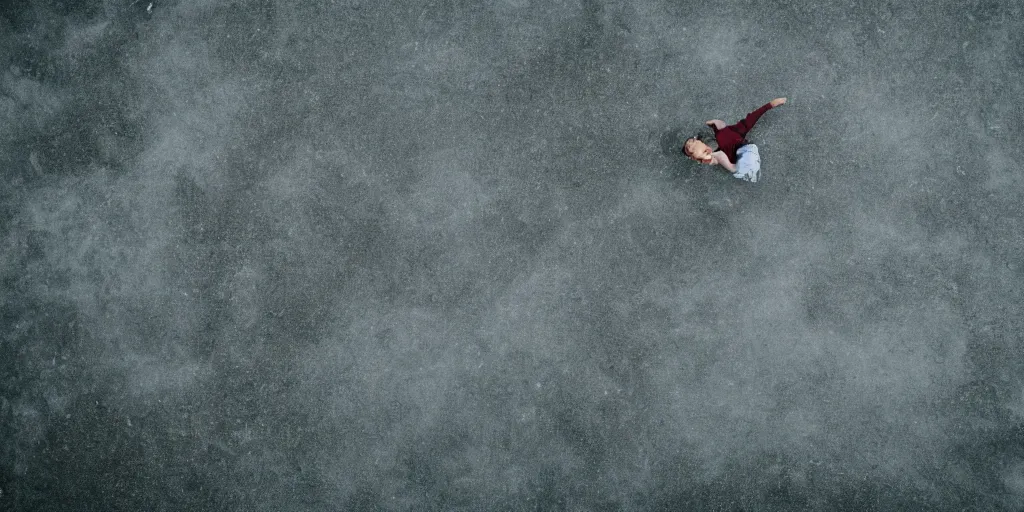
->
[734, 144, 761, 183]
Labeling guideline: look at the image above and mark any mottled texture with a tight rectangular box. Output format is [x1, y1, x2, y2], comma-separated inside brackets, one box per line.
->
[1, 0, 1023, 510]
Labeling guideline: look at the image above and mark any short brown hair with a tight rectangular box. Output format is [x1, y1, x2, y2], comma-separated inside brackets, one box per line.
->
[682, 130, 713, 156]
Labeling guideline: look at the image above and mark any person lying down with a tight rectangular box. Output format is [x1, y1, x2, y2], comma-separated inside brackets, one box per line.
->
[682, 97, 787, 183]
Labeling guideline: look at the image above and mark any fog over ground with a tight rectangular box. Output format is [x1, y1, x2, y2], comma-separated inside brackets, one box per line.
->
[2, 0, 1023, 509]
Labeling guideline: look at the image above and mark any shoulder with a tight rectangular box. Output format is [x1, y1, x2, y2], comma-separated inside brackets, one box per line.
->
[711, 151, 736, 171]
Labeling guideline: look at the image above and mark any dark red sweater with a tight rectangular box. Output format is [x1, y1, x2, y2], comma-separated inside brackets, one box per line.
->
[712, 102, 774, 164]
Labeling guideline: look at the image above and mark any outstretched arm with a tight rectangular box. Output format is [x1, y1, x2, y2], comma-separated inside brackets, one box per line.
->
[706, 119, 727, 131]
[728, 97, 786, 136]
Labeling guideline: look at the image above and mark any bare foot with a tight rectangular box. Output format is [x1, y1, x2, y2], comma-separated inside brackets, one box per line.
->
[770, 97, 787, 107]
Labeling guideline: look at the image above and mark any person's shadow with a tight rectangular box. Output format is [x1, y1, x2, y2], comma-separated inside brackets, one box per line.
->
[660, 126, 690, 157]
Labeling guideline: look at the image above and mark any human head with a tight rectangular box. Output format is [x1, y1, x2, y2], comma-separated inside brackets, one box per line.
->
[682, 137, 713, 162]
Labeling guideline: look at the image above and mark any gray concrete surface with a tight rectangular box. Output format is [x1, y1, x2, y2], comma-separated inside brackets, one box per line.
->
[2, 0, 1023, 509]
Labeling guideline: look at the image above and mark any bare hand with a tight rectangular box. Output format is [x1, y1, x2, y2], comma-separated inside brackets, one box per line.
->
[770, 97, 787, 107]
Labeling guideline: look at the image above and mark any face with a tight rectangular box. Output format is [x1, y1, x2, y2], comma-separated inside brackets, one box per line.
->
[683, 139, 713, 163]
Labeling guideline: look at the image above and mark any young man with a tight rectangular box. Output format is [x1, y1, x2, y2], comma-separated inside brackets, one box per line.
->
[683, 97, 787, 182]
